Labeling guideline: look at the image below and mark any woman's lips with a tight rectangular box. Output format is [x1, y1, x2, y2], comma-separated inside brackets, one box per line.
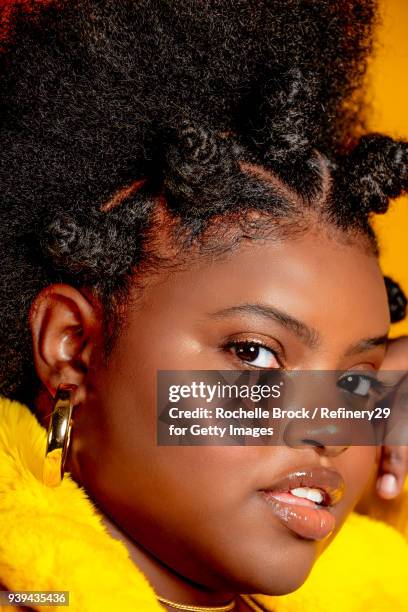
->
[259, 468, 345, 541]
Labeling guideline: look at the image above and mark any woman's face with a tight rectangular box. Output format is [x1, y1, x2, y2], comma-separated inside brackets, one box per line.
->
[50, 223, 390, 595]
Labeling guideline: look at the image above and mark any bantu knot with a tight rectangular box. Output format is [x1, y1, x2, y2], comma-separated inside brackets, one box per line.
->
[163, 124, 239, 217]
[384, 275, 407, 323]
[340, 134, 408, 216]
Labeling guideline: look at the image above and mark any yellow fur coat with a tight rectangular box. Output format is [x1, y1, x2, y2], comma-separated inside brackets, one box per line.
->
[0, 396, 407, 611]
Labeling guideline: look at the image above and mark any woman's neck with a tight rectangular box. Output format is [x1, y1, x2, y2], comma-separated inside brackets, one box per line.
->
[97, 509, 252, 611]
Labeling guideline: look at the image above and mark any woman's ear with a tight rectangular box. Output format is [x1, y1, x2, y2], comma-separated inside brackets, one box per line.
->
[29, 284, 103, 408]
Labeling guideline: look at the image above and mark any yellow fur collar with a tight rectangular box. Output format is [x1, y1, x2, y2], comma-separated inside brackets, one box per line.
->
[0, 396, 407, 611]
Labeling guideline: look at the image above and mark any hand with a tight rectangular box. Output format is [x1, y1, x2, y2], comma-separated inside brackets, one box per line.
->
[376, 336, 408, 499]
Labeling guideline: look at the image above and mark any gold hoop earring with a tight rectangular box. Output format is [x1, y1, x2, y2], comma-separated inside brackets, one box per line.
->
[43, 383, 78, 487]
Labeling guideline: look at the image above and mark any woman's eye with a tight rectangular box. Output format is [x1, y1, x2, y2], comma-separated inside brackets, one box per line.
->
[337, 373, 377, 397]
[227, 342, 280, 369]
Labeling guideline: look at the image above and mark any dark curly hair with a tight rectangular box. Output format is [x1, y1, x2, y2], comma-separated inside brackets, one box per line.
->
[0, 0, 407, 406]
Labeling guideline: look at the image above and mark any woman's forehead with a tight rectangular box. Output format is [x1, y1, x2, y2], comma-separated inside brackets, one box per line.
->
[128, 226, 389, 337]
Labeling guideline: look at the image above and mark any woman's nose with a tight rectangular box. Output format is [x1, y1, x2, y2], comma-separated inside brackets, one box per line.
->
[292, 436, 349, 457]
[278, 372, 354, 456]
[282, 419, 350, 457]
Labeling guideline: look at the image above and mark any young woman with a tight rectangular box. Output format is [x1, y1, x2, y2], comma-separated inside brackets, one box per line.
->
[0, 1, 407, 610]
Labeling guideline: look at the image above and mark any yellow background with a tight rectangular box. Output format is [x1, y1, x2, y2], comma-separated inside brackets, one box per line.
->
[370, 0, 408, 336]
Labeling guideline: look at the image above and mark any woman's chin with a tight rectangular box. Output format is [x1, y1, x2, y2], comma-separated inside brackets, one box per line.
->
[245, 562, 314, 597]
[210, 538, 319, 597]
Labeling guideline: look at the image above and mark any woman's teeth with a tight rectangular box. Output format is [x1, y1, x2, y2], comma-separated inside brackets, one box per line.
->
[290, 487, 324, 504]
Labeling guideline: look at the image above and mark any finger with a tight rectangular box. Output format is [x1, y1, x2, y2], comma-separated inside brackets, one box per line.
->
[376, 445, 408, 499]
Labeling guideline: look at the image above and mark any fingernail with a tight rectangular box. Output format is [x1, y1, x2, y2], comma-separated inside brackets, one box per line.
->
[377, 474, 399, 498]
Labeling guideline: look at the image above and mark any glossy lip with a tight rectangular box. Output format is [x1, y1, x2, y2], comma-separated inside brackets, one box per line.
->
[260, 467, 345, 506]
[259, 467, 345, 541]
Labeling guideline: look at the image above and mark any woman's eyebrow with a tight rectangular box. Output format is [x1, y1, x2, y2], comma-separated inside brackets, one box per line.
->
[207, 303, 320, 349]
[344, 334, 389, 356]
